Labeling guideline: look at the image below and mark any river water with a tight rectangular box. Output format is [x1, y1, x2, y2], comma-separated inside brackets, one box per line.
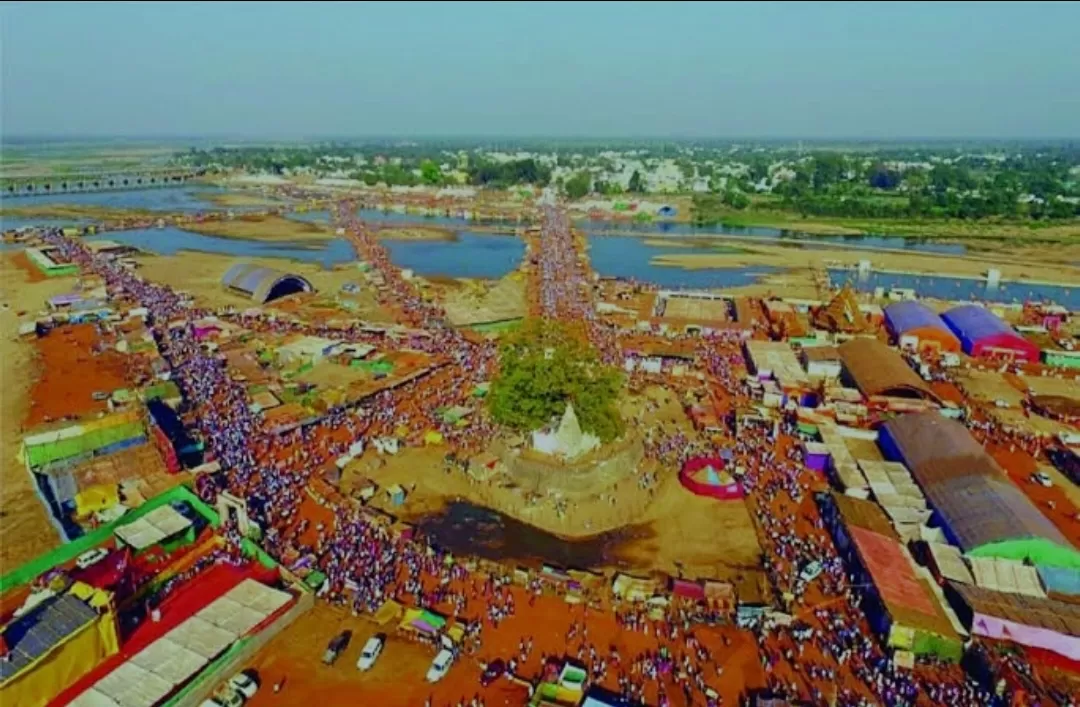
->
[1, 185, 232, 212]
[6, 189, 1075, 306]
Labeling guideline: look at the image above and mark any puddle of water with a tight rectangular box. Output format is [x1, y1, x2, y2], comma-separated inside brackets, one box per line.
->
[416, 501, 649, 569]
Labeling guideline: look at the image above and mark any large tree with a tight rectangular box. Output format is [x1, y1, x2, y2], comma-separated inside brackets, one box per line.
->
[488, 320, 623, 442]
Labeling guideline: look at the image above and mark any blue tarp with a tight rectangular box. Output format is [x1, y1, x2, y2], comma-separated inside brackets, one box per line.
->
[1037, 564, 1080, 596]
[884, 301, 954, 337]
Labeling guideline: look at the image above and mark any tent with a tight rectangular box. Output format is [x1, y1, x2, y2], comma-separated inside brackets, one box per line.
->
[424, 430, 444, 446]
[679, 457, 744, 500]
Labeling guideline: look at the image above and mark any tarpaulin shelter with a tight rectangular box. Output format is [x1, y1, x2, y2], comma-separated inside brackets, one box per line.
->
[611, 574, 660, 602]
[423, 430, 444, 445]
[679, 457, 744, 500]
[947, 582, 1080, 662]
[817, 492, 962, 660]
[0, 583, 120, 706]
[74, 485, 120, 519]
[23, 410, 146, 472]
[884, 301, 960, 352]
[399, 608, 446, 636]
[941, 305, 1040, 362]
[1037, 565, 1080, 598]
[880, 413, 1080, 569]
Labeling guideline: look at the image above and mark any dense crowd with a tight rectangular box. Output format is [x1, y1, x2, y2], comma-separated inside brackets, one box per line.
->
[34, 206, 1059, 706]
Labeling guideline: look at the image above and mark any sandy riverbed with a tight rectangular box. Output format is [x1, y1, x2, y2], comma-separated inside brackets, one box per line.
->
[0, 252, 71, 572]
[185, 215, 333, 243]
[650, 238, 1080, 286]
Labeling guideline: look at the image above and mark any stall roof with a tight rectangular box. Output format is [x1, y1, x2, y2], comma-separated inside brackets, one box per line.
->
[968, 557, 1047, 598]
[925, 542, 976, 585]
[849, 527, 955, 638]
[837, 338, 939, 401]
[950, 582, 1080, 637]
[113, 505, 193, 550]
[0, 592, 98, 682]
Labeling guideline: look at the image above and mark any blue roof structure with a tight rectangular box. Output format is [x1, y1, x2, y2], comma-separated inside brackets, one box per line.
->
[884, 301, 953, 336]
[942, 305, 1012, 341]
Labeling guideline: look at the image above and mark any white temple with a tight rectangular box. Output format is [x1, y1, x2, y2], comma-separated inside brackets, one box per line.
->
[532, 403, 601, 461]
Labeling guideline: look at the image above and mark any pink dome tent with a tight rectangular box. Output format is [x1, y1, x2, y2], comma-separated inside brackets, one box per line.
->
[679, 456, 744, 500]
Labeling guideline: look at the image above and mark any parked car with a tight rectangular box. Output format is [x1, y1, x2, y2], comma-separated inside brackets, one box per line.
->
[323, 629, 352, 665]
[200, 687, 244, 707]
[799, 561, 823, 583]
[356, 634, 385, 671]
[426, 649, 454, 683]
[1030, 471, 1053, 488]
[228, 669, 260, 699]
[75, 548, 109, 571]
[480, 658, 506, 687]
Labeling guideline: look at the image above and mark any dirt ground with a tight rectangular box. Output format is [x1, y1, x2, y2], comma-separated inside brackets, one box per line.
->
[204, 192, 287, 208]
[441, 274, 527, 327]
[0, 252, 74, 573]
[132, 250, 392, 321]
[242, 590, 764, 707]
[377, 225, 457, 241]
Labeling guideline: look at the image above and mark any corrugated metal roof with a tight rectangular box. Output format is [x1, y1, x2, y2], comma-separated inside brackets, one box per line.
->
[837, 338, 938, 401]
[885, 301, 957, 339]
[881, 413, 1073, 553]
[923, 474, 1071, 552]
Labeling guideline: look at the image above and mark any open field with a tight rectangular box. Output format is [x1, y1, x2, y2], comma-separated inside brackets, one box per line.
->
[0, 252, 73, 572]
[132, 250, 393, 321]
[185, 214, 333, 242]
[441, 274, 528, 326]
[377, 225, 458, 241]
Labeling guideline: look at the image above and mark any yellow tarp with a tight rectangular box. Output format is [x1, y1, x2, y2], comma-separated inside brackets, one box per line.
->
[2, 595, 118, 707]
[74, 485, 119, 519]
[373, 599, 403, 625]
[423, 430, 444, 445]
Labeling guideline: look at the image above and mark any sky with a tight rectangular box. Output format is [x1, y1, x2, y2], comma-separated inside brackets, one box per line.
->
[2, 1, 1078, 139]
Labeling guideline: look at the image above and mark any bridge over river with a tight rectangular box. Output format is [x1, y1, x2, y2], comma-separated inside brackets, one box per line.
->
[1, 168, 206, 196]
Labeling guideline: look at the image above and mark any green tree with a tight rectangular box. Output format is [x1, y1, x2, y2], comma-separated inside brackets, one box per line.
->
[488, 320, 624, 443]
[420, 159, 443, 185]
[564, 172, 592, 199]
[628, 170, 645, 194]
[721, 189, 750, 210]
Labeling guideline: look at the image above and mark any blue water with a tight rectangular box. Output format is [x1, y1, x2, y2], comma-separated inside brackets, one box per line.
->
[2, 186, 230, 212]
[287, 209, 967, 256]
[587, 235, 779, 289]
[85, 227, 356, 269]
[383, 232, 525, 279]
[829, 269, 1079, 309]
[581, 219, 967, 255]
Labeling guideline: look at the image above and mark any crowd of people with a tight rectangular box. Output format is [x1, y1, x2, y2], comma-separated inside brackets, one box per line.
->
[33, 200, 1064, 707]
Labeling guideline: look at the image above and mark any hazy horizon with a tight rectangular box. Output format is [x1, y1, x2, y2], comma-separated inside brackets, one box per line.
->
[3, 1, 1079, 139]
